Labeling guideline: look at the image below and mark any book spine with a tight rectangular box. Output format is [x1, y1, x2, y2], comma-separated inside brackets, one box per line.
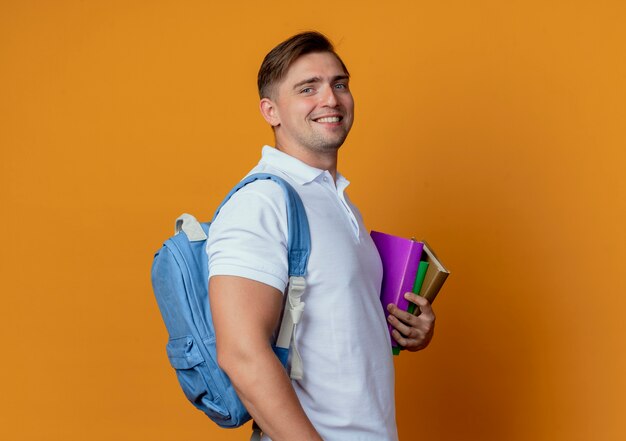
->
[421, 271, 449, 303]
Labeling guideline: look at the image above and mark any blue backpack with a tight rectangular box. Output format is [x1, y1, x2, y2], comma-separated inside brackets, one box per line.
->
[151, 173, 311, 430]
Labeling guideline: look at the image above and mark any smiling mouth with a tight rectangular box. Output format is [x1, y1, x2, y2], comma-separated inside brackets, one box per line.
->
[314, 116, 343, 123]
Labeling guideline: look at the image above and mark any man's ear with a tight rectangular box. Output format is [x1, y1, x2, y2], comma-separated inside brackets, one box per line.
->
[259, 97, 280, 127]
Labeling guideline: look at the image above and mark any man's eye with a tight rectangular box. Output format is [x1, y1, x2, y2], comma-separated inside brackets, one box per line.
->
[301, 87, 313, 94]
[334, 83, 347, 89]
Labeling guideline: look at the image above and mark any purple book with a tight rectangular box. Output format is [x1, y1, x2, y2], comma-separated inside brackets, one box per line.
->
[370, 231, 424, 348]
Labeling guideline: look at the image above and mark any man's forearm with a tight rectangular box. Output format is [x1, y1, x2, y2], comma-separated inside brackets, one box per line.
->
[210, 275, 320, 440]
[220, 345, 321, 441]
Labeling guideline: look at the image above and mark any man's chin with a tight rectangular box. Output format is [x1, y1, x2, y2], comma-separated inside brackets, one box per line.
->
[311, 134, 348, 152]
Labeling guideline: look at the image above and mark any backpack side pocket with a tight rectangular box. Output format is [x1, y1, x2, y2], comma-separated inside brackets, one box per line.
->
[166, 335, 230, 419]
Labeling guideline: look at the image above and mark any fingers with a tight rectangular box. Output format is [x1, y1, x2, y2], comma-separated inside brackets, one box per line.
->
[390, 328, 426, 350]
[386, 293, 436, 351]
[387, 302, 417, 324]
[389, 322, 432, 351]
[403, 292, 434, 318]
[386, 307, 414, 337]
[387, 293, 435, 322]
[386, 309, 431, 340]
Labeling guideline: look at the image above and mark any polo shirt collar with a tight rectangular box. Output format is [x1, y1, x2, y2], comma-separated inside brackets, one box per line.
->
[260, 145, 350, 189]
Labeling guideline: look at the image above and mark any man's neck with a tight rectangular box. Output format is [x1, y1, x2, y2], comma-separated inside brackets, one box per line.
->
[275, 143, 339, 181]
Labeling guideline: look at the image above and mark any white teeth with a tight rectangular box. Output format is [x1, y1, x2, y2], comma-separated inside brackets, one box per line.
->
[316, 117, 340, 123]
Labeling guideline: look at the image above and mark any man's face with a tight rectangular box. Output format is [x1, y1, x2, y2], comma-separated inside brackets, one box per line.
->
[267, 51, 354, 154]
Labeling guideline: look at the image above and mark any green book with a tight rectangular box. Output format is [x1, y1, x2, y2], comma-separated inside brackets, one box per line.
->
[408, 260, 429, 315]
[393, 260, 430, 355]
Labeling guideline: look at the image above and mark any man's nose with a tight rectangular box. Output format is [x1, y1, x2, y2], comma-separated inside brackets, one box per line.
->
[320, 85, 339, 107]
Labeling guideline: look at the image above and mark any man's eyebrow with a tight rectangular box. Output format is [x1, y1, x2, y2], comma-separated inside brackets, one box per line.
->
[293, 77, 321, 90]
[292, 75, 350, 90]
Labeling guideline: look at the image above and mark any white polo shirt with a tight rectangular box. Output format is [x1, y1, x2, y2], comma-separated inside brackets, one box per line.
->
[207, 146, 397, 441]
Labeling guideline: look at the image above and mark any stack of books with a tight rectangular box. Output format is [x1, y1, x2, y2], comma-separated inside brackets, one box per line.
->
[370, 231, 450, 355]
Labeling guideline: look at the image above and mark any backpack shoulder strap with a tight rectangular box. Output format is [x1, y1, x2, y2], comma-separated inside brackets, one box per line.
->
[212, 172, 310, 380]
[212, 172, 311, 277]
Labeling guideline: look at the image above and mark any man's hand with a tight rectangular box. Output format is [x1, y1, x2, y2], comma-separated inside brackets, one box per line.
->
[386, 292, 435, 351]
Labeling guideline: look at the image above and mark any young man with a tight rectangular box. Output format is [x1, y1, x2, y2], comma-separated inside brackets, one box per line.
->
[207, 32, 435, 441]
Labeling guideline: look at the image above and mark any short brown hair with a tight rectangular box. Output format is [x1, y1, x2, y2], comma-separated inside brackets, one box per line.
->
[257, 31, 349, 99]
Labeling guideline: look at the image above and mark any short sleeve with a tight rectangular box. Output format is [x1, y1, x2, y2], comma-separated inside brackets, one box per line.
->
[206, 180, 289, 293]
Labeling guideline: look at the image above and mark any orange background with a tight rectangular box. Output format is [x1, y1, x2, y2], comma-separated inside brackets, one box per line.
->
[1, 1, 625, 440]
